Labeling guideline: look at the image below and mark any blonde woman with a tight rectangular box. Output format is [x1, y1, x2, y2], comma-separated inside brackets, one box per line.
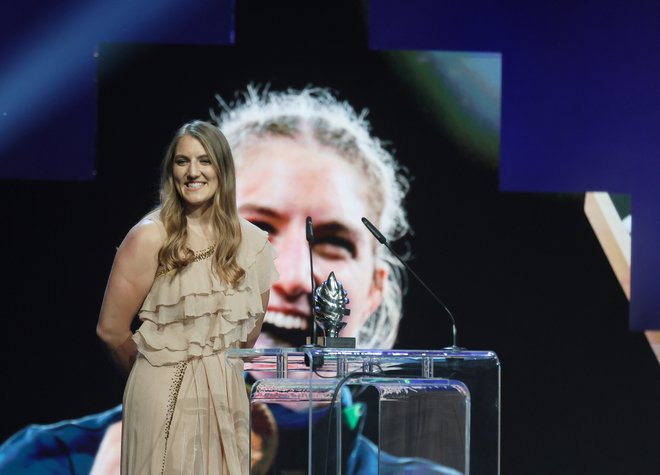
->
[96, 120, 278, 474]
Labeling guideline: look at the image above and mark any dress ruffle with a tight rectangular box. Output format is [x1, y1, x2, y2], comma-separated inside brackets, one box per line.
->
[133, 218, 279, 367]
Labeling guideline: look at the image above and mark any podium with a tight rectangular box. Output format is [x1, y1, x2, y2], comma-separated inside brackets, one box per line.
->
[227, 348, 500, 475]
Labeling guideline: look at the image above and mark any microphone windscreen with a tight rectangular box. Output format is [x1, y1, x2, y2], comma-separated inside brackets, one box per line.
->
[361, 217, 387, 244]
[306, 216, 314, 242]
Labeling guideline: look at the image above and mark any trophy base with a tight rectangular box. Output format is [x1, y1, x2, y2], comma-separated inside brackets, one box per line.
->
[306, 336, 356, 348]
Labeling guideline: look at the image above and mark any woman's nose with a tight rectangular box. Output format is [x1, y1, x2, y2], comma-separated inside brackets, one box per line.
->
[187, 160, 200, 177]
[272, 231, 315, 301]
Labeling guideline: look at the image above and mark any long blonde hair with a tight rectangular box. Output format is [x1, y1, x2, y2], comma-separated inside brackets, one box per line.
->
[158, 120, 245, 287]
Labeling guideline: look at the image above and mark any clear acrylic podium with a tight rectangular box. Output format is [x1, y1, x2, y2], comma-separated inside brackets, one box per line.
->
[227, 348, 500, 475]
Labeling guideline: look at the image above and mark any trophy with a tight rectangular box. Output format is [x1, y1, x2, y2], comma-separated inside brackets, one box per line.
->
[312, 272, 355, 348]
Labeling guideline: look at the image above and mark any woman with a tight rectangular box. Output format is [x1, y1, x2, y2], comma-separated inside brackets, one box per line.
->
[96, 120, 278, 474]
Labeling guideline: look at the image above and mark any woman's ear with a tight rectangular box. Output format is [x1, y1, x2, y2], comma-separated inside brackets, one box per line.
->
[365, 266, 387, 318]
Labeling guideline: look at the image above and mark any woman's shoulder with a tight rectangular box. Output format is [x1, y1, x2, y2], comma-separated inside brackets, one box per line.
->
[119, 213, 165, 256]
[141, 209, 164, 227]
[132, 219, 164, 242]
[135, 209, 167, 242]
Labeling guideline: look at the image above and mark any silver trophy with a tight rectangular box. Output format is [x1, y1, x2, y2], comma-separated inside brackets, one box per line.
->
[313, 272, 355, 347]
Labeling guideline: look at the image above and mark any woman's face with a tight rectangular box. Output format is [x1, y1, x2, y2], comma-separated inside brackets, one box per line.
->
[172, 135, 219, 212]
[236, 135, 386, 348]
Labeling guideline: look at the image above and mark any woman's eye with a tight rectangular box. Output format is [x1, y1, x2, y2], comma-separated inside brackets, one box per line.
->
[313, 237, 356, 260]
[175, 158, 188, 165]
[200, 159, 212, 165]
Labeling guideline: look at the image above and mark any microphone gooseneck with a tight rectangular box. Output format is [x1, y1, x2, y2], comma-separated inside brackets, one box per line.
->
[361, 217, 460, 349]
[306, 216, 318, 345]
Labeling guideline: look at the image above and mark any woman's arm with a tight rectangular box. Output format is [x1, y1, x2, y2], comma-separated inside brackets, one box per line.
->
[96, 220, 162, 374]
[242, 290, 270, 349]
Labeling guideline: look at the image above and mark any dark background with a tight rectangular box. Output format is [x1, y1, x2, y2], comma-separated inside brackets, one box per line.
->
[1, 2, 659, 474]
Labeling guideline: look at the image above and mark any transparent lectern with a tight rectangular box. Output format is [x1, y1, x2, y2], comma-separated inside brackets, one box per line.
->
[227, 348, 499, 475]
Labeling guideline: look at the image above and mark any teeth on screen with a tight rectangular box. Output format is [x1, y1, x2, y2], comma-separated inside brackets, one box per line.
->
[265, 311, 308, 330]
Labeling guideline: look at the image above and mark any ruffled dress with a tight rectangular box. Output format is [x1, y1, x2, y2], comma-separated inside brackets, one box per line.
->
[121, 217, 278, 475]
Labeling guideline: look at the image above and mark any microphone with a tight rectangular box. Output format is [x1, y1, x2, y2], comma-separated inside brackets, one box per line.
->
[361, 217, 460, 350]
[362, 217, 387, 244]
[306, 216, 314, 243]
[306, 216, 318, 345]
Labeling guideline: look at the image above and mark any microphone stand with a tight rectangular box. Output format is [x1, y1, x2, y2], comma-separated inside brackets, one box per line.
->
[306, 216, 318, 346]
[361, 217, 461, 350]
[303, 217, 324, 368]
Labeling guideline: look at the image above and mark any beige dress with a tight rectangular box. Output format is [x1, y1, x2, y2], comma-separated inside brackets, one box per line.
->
[121, 217, 278, 475]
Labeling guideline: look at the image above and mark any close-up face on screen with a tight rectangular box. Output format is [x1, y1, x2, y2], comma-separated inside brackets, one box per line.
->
[233, 133, 386, 349]
[213, 51, 501, 352]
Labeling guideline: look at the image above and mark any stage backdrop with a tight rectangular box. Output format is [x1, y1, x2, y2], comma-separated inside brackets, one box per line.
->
[2, 39, 659, 474]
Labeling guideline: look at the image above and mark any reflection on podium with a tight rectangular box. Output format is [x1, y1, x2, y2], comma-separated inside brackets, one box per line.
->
[228, 348, 500, 475]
